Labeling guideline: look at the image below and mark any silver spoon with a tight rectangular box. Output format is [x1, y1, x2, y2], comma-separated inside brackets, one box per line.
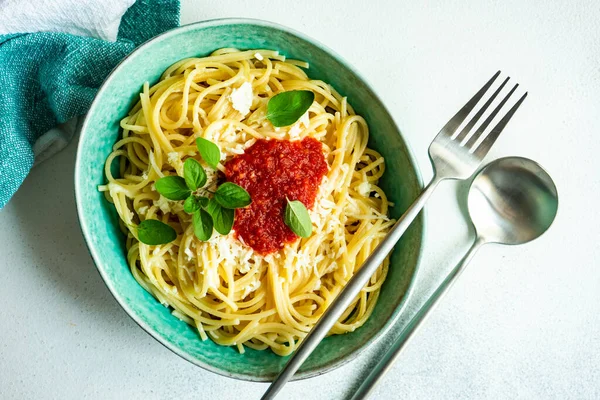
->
[351, 156, 559, 399]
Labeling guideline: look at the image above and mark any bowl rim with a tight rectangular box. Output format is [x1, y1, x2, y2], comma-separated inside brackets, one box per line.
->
[74, 17, 427, 382]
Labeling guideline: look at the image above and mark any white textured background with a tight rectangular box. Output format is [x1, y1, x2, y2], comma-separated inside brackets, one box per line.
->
[1, 0, 599, 399]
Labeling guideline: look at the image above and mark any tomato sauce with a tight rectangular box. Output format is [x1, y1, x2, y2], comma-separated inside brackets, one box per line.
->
[224, 138, 328, 254]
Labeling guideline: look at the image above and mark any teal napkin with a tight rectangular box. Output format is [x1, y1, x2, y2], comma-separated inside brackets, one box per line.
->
[0, 0, 180, 208]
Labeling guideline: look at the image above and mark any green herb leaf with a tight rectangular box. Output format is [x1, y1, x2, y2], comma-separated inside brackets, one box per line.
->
[206, 199, 234, 235]
[137, 219, 177, 245]
[183, 195, 209, 214]
[284, 199, 312, 238]
[193, 209, 213, 241]
[214, 182, 251, 209]
[155, 176, 191, 200]
[183, 158, 207, 190]
[196, 137, 221, 169]
[266, 90, 314, 127]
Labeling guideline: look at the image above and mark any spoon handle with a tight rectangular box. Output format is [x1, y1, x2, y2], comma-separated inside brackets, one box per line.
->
[261, 177, 442, 400]
[350, 238, 485, 400]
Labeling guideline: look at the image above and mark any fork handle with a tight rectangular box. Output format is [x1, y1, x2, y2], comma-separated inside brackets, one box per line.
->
[349, 237, 485, 400]
[261, 176, 443, 400]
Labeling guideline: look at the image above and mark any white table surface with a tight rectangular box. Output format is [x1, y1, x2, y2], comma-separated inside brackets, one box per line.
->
[2, 1, 599, 399]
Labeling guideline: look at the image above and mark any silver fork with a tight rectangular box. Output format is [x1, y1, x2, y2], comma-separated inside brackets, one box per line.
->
[261, 71, 527, 400]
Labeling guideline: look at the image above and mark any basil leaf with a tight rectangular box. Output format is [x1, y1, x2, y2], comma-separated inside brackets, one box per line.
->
[193, 209, 213, 241]
[214, 182, 251, 209]
[266, 90, 314, 127]
[137, 219, 177, 245]
[284, 199, 312, 238]
[198, 196, 209, 208]
[196, 137, 221, 169]
[155, 176, 191, 200]
[206, 199, 234, 235]
[183, 158, 207, 190]
[183, 195, 208, 214]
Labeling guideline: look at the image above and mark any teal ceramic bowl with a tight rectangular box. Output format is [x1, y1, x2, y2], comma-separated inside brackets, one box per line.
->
[75, 18, 424, 381]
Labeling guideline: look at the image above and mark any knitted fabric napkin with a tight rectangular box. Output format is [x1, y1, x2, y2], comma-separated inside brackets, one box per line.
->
[0, 0, 180, 208]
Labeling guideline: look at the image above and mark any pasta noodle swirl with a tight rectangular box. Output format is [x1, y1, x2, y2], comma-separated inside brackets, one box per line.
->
[100, 48, 395, 356]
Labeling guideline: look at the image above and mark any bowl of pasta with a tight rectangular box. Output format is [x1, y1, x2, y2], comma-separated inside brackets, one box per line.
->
[75, 18, 424, 381]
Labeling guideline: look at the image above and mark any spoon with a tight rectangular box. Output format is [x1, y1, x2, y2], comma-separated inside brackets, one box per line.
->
[351, 156, 559, 399]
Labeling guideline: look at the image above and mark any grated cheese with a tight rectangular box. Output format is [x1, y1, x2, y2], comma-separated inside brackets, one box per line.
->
[324, 261, 338, 275]
[184, 246, 195, 261]
[202, 262, 220, 289]
[288, 124, 302, 138]
[106, 182, 136, 198]
[154, 195, 171, 214]
[209, 234, 256, 274]
[313, 279, 321, 291]
[167, 152, 180, 165]
[357, 181, 371, 196]
[230, 82, 253, 116]
[287, 111, 310, 139]
[299, 111, 310, 127]
[242, 279, 261, 298]
[196, 167, 219, 197]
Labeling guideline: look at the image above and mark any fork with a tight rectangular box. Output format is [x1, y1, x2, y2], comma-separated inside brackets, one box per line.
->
[261, 71, 527, 400]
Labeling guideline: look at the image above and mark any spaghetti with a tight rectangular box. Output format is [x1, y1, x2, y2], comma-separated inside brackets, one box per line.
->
[99, 48, 395, 356]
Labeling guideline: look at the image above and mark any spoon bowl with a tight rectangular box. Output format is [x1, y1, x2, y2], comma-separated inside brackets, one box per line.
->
[468, 156, 559, 245]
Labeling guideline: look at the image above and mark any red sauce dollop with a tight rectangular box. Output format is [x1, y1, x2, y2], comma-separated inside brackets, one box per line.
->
[224, 138, 328, 254]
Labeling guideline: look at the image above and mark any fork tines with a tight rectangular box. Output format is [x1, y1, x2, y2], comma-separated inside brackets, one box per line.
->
[440, 71, 527, 159]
